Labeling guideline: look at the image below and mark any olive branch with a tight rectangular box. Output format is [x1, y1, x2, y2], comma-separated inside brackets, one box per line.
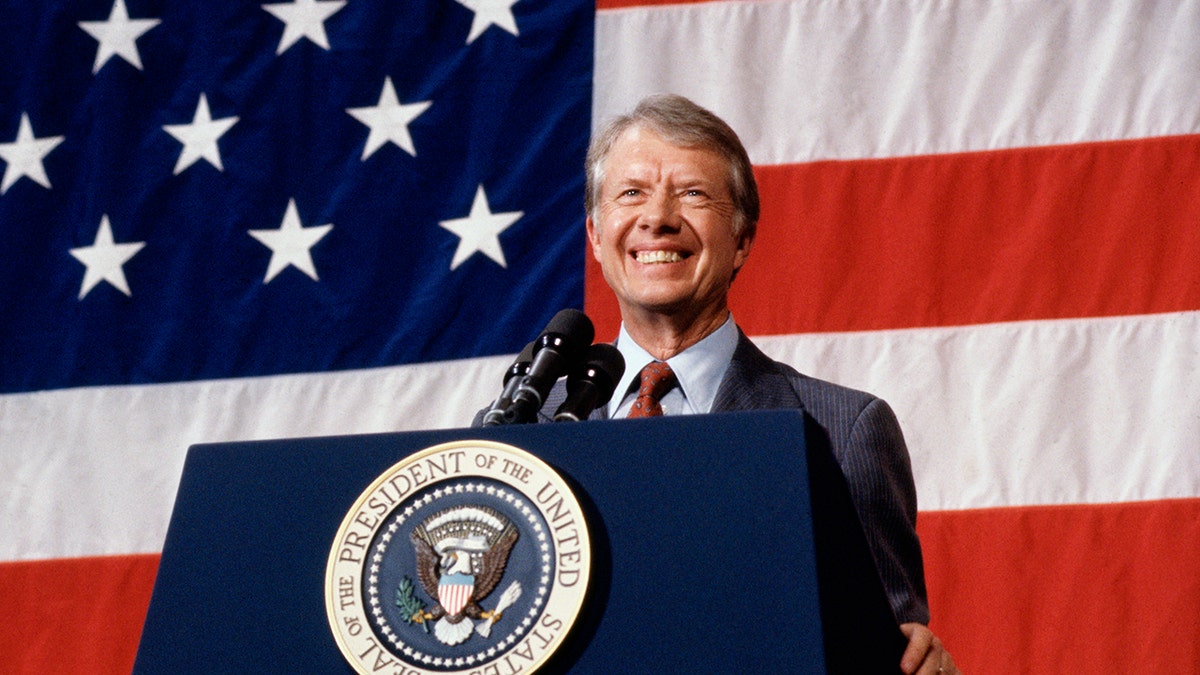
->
[395, 576, 429, 633]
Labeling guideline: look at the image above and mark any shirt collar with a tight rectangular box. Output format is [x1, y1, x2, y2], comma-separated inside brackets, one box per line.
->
[608, 314, 739, 416]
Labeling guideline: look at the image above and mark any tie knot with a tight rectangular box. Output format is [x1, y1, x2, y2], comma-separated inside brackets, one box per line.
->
[627, 361, 676, 418]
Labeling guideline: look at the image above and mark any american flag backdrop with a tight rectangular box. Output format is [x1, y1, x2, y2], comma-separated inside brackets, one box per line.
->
[2, 0, 1199, 672]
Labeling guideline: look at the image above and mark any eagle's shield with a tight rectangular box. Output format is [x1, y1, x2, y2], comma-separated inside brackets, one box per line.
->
[438, 572, 474, 617]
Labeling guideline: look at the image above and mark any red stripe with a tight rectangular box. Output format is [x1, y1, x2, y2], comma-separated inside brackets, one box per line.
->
[0, 554, 159, 673]
[5, 500, 1199, 669]
[586, 135, 1200, 338]
[440, 582, 473, 615]
[918, 498, 1200, 672]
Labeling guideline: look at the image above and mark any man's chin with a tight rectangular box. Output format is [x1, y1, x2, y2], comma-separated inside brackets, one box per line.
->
[620, 293, 703, 319]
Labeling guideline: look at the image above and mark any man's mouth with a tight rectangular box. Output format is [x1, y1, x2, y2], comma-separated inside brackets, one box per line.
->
[634, 250, 686, 264]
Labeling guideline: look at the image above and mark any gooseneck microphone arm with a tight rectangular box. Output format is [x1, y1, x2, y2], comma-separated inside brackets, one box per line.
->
[481, 341, 536, 427]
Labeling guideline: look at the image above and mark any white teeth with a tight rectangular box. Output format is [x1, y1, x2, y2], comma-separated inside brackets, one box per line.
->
[635, 250, 683, 264]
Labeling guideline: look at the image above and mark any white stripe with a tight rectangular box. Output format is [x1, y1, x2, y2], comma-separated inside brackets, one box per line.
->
[755, 311, 1200, 511]
[7, 313, 1198, 559]
[595, 0, 1200, 164]
[0, 355, 511, 561]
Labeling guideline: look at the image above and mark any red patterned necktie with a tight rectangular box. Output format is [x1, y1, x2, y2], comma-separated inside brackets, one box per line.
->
[626, 361, 677, 418]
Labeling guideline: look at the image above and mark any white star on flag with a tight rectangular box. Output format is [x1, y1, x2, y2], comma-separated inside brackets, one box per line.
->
[248, 199, 333, 283]
[0, 113, 65, 194]
[439, 185, 522, 270]
[346, 77, 432, 159]
[163, 94, 239, 175]
[456, 0, 521, 45]
[69, 215, 146, 299]
[261, 0, 347, 54]
[77, 0, 161, 74]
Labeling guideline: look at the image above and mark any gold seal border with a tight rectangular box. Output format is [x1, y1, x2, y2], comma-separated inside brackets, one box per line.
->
[325, 440, 591, 675]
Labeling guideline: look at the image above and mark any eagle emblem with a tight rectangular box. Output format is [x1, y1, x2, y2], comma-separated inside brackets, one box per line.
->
[407, 505, 521, 645]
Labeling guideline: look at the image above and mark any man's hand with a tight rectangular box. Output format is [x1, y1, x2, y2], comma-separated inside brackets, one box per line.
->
[899, 622, 959, 674]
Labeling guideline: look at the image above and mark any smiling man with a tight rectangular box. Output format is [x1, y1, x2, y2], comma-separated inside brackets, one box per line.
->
[587, 120, 750, 360]
[581, 94, 958, 674]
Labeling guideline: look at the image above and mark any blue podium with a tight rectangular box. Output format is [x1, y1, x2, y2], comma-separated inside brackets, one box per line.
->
[135, 410, 904, 673]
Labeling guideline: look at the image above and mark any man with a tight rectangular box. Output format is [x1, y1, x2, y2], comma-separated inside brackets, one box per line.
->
[481, 93, 956, 672]
[572, 93, 956, 674]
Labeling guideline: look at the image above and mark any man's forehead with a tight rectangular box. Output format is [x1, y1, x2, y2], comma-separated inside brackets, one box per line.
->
[604, 126, 727, 182]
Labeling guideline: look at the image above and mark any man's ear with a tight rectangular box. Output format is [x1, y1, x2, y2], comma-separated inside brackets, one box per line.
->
[585, 215, 602, 262]
[733, 232, 754, 273]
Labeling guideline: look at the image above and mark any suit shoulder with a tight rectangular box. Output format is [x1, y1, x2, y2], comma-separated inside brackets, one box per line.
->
[786, 365, 882, 413]
[740, 339, 898, 441]
[734, 332, 882, 413]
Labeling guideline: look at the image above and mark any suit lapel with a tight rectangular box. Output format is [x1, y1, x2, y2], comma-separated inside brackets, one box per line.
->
[712, 330, 805, 413]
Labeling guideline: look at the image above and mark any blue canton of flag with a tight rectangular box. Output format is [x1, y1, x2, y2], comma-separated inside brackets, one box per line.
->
[0, 0, 593, 394]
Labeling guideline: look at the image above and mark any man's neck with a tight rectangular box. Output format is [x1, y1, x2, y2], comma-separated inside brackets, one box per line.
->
[620, 305, 730, 361]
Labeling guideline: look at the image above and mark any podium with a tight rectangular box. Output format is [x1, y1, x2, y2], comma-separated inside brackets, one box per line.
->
[135, 410, 904, 672]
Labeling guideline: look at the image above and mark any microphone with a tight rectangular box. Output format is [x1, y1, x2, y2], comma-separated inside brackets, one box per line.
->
[553, 343, 625, 422]
[502, 309, 595, 424]
[481, 341, 536, 426]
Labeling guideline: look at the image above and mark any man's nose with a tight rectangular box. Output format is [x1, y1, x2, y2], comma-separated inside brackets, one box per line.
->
[638, 192, 680, 231]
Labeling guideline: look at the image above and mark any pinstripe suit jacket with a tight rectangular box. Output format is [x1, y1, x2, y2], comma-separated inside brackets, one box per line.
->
[487, 328, 930, 625]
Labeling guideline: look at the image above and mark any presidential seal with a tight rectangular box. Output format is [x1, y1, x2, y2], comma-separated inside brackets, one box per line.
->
[325, 441, 590, 675]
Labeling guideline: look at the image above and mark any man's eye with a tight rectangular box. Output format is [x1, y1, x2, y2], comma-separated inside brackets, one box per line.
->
[622, 189, 640, 197]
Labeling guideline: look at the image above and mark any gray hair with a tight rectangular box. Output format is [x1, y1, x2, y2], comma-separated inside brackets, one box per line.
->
[584, 94, 759, 242]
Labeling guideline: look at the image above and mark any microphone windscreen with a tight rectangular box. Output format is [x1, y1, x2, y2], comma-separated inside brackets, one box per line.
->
[577, 343, 625, 404]
[543, 308, 595, 351]
[506, 340, 536, 377]
[516, 340, 537, 362]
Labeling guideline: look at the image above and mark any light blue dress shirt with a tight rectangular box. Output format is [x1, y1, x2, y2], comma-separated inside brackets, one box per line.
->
[608, 314, 740, 418]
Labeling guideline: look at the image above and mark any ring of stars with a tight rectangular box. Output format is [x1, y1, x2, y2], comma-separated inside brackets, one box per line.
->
[365, 481, 552, 668]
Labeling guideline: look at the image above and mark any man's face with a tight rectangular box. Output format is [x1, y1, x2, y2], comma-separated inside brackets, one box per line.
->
[587, 125, 752, 322]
